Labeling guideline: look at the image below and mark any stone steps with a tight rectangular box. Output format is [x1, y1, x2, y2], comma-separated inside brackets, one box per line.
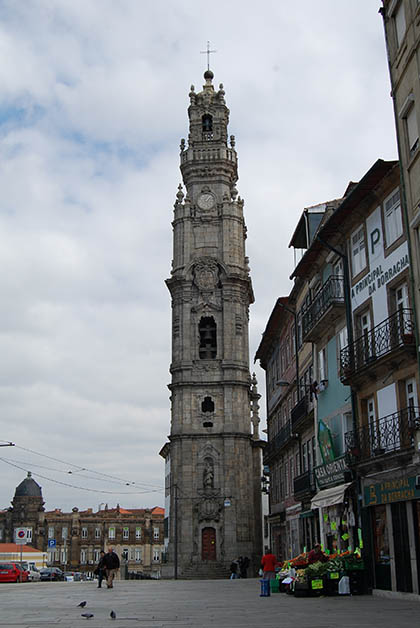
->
[180, 563, 229, 580]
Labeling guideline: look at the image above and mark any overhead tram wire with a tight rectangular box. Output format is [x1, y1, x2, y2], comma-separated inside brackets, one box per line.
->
[0, 457, 164, 496]
[3, 442, 163, 491]
[0, 456, 158, 488]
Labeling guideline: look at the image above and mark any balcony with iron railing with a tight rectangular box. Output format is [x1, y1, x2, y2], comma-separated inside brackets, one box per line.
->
[301, 275, 345, 343]
[340, 309, 416, 385]
[293, 469, 316, 499]
[264, 421, 295, 462]
[291, 394, 314, 433]
[345, 406, 420, 464]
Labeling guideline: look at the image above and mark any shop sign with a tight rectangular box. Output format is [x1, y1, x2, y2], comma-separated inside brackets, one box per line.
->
[364, 476, 420, 507]
[311, 579, 324, 590]
[314, 455, 349, 489]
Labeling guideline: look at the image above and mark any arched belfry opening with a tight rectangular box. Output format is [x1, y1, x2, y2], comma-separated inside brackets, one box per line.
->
[199, 316, 217, 359]
[202, 114, 213, 139]
[202, 397, 214, 413]
[202, 114, 213, 133]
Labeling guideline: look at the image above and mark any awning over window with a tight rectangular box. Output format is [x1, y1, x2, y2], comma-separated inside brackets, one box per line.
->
[311, 482, 352, 510]
[299, 510, 314, 519]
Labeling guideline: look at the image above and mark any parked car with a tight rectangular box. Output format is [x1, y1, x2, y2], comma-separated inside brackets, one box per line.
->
[27, 566, 41, 582]
[64, 571, 82, 582]
[39, 567, 64, 581]
[0, 562, 29, 583]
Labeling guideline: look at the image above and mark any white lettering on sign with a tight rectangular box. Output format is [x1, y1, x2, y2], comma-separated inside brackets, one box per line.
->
[351, 205, 408, 323]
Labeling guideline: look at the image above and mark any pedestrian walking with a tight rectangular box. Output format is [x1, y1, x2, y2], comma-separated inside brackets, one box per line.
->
[261, 548, 277, 580]
[94, 550, 106, 588]
[229, 558, 240, 579]
[102, 546, 120, 589]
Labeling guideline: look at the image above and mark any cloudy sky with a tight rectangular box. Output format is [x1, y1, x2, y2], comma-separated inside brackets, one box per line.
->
[0, 0, 396, 512]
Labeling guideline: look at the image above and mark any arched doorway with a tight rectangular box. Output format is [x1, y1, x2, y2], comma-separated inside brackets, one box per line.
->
[202, 527, 216, 561]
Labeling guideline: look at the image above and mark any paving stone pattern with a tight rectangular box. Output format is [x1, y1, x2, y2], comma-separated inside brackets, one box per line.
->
[0, 579, 418, 628]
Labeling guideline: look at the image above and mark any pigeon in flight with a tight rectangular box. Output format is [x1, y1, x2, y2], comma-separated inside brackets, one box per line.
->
[81, 613, 94, 619]
[110, 610, 116, 619]
[78, 601, 87, 608]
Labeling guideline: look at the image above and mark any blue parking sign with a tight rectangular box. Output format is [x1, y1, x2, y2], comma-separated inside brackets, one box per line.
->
[48, 539, 56, 548]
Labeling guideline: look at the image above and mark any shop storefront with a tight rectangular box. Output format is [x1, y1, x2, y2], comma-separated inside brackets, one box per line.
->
[311, 455, 355, 553]
[362, 474, 420, 594]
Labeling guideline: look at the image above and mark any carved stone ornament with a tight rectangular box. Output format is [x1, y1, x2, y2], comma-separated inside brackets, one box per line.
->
[196, 488, 222, 522]
[193, 259, 219, 291]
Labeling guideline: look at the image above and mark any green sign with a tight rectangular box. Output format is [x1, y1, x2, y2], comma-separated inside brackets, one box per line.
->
[311, 579, 324, 590]
[318, 420, 335, 464]
[364, 476, 420, 506]
[329, 572, 339, 580]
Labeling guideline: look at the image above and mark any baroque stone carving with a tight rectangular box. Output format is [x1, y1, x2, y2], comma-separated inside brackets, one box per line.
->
[193, 258, 219, 291]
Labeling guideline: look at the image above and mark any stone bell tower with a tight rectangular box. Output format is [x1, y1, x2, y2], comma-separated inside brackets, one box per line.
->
[161, 69, 263, 578]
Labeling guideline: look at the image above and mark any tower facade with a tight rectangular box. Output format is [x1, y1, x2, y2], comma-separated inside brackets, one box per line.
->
[162, 70, 263, 578]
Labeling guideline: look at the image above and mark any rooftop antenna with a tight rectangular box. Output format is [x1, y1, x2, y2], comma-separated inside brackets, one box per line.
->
[200, 40, 217, 71]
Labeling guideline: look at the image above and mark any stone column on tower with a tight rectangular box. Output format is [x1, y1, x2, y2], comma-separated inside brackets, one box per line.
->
[160, 70, 263, 579]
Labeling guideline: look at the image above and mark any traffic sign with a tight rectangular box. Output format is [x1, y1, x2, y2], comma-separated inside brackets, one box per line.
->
[48, 539, 56, 548]
[15, 527, 28, 545]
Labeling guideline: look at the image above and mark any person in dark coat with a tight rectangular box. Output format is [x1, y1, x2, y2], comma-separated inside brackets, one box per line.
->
[239, 556, 250, 578]
[102, 547, 120, 588]
[229, 558, 239, 579]
[95, 550, 106, 588]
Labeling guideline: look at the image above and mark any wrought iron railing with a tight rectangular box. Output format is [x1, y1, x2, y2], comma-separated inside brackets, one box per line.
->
[301, 275, 344, 339]
[291, 395, 308, 431]
[293, 470, 315, 496]
[264, 421, 293, 461]
[345, 406, 420, 460]
[340, 309, 414, 378]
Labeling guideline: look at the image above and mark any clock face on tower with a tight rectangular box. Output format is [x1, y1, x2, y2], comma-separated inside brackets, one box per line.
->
[197, 193, 215, 210]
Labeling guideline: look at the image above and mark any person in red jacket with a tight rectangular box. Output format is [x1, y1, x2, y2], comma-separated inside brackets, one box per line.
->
[261, 549, 277, 580]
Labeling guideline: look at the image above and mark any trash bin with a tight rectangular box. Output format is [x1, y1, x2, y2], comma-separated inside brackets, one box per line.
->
[270, 578, 280, 593]
[259, 579, 271, 597]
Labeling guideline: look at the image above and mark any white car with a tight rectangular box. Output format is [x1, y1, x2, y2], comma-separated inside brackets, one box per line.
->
[27, 567, 41, 581]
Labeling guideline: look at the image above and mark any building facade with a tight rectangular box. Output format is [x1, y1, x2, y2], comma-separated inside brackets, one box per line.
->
[381, 0, 420, 354]
[0, 473, 165, 577]
[160, 70, 263, 578]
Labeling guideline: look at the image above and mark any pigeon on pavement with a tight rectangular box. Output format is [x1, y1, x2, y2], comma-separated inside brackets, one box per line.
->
[78, 601, 87, 608]
[81, 613, 94, 619]
[110, 610, 116, 619]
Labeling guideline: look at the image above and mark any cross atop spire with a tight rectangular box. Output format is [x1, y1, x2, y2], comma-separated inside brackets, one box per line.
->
[200, 41, 217, 71]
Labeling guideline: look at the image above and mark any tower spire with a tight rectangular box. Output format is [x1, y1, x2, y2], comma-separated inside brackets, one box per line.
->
[200, 40, 217, 71]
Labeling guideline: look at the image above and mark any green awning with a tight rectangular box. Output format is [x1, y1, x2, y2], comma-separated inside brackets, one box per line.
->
[299, 510, 314, 519]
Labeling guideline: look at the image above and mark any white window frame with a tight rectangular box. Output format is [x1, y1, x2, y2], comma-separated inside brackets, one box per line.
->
[135, 527, 142, 540]
[80, 549, 87, 565]
[108, 527, 115, 540]
[48, 527, 54, 539]
[123, 527, 129, 540]
[135, 548, 142, 562]
[351, 225, 367, 277]
[95, 527, 101, 539]
[318, 346, 328, 382]
[153, 548, 160, 562]
[384, 188, 403, 246]
[60, 548, 67, 565]
[93, 549, 100, 563]
[153, 527, 159, 540]
[394, 1, 407, 47]
[61, 527, 68, 540]
[81, 527, 88, 539]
